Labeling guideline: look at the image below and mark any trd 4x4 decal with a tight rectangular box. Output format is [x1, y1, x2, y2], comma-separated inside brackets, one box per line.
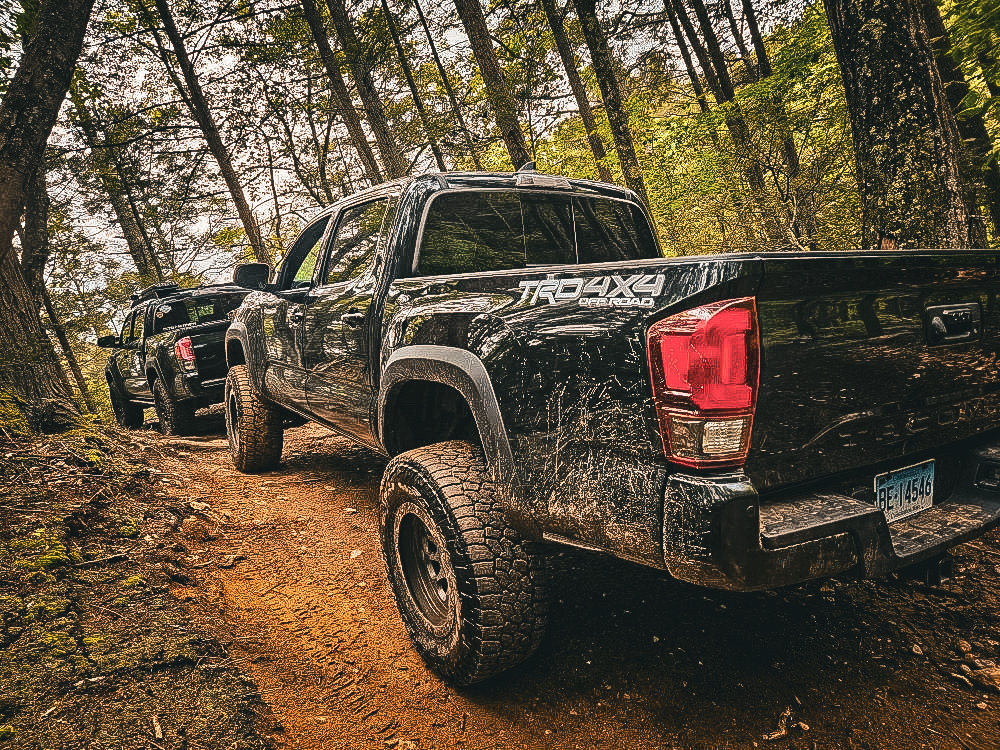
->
[518, 274, 665, 307]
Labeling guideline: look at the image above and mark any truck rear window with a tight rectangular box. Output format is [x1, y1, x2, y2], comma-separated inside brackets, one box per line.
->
[417, 191, 658, 276]
[151, 294, 247, 334]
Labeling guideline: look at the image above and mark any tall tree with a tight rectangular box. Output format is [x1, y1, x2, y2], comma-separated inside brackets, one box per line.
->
[411, 0, 482, 169]
[300, 0, 384, 185]
[540, 0, 613, 182]
[921, 0, 999, 238]
[0, 0, 93, 419]
[572, 0, 651, 206]
[824, 0, 976, 248]
[380, 0, 447, 171]
[68, 77, 164, 282]
[452, 0, 531, 169]
[325, 0, 408, 179]
[144, 0, 270, 265]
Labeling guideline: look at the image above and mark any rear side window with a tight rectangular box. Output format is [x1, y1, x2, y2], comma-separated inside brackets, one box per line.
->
[575, 197, 658, 263]
[416, 191, 656, 275]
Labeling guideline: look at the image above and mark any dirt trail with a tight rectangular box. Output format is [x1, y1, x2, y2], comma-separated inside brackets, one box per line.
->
[158, 418, 1000, 750]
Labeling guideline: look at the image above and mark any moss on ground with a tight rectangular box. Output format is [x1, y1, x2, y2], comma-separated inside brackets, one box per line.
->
[0, 424, 272, 749]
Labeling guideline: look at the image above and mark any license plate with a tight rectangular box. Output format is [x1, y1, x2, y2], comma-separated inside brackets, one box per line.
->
[874, 459, 934, 523]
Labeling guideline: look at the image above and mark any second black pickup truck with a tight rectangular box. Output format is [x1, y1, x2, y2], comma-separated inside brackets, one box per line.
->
[99, 281, 250, 434]
[224, 167, 1000, 684]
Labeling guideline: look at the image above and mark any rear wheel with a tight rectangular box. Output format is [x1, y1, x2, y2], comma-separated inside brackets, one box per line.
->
[225, 364, 283, 472]
[152, 379, 196, 436]
[109, 385, 144, 429]
[379, 441, 547, 685]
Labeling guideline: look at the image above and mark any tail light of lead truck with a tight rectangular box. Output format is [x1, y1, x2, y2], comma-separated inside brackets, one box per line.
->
[646, 297, 760, 468]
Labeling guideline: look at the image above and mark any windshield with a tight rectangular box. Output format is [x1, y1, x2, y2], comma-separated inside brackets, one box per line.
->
[150, 293, 248, 334]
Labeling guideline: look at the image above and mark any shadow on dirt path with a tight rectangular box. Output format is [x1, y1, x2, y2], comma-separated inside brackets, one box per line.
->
[156, 418, 1000, 750]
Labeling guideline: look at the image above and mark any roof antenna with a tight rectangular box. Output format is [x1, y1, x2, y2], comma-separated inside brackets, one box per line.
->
[517, 161, 536, 172]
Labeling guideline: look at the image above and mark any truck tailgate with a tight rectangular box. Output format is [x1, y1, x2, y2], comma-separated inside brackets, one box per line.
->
[747, 251, 1000, 495]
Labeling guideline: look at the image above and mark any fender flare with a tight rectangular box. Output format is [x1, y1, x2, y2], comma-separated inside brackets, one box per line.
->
[225, 321, 267, 396]
[378, 345, 539, 539]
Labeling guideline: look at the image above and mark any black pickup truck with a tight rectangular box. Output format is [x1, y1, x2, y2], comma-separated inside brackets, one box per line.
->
[224, 168, 1000, 684]
[99, 281, 250, 434]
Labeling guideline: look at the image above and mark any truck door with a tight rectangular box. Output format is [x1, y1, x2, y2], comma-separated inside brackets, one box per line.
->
[262, 213, 331, 410]
[304, 195, 396, 446]
[116, 308, 151, 399]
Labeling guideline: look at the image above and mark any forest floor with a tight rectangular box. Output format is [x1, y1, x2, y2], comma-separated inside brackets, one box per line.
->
[7, 413, 1000, 749]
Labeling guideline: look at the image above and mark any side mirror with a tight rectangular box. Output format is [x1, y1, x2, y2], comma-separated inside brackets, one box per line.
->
[233, 262, 272, 290]
[96, 335, 119, 348]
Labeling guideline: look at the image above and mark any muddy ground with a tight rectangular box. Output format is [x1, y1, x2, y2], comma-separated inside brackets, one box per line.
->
[7, 414, 1000, 749]
[153, 413, 1000, 750]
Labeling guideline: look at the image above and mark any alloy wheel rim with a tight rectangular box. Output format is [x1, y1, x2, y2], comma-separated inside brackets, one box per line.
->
[397, 505, 452, 627]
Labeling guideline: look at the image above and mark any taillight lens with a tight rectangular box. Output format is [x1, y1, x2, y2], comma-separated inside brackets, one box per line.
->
[646, 298, 759, 468]
[174, 336, 196, 368]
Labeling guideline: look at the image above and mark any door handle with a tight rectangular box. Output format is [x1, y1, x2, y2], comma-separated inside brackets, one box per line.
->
[342, 309, 365, 328]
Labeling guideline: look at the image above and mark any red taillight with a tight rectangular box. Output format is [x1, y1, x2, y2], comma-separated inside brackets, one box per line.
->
[174, 336, 196, 367]
[646, 298, 759, 468]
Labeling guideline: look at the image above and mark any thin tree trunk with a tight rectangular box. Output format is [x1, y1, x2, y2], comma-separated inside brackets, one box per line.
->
[921, 0, 999, 240]
[720, 0, 752, 64]
[824, 0, 974, 248]
[325, 0, 408, 179]
[299, 0, 383, 184]
[572, 0, 651, 205]
[380, 0, 447, 172]
[20, 166, 50, 310]
[68, 80, 163, 282]
[663, 0, 712, 114]
[666, 0, 722, 102]
[0, 0, 92, 419]
[689, 0, 737, 99]
[412, 0, 482, 169]
[42, 288, 94, 413]
[541, 0, 613, 182]
[149, 0, 269, 265]
[452, 0, 531, 169]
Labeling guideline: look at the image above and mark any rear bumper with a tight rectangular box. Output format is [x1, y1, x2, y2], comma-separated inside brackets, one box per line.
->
[662, 440, 1000, 591]
[172, 373, 226, 403]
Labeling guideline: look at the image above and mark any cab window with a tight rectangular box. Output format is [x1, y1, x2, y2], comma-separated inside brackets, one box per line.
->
[278, 215, 331, 290]
[322, 198, 391, 285]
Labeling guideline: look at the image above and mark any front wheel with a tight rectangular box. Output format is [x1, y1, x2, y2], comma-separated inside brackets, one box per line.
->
[109, 385, 144, 429]
[379, 441, 547, 685]
[225, 364, 283, 472]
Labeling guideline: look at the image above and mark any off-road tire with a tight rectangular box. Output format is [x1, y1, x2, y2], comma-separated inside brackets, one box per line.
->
[379, 441, 547, 685]
[152, 379, 196, 436]
[225, 364, 283, 472]
[109, 386, 144, 429]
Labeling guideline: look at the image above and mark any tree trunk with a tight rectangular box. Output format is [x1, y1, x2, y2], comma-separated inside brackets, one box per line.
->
[666, 0, 722, 102]
[412, 0, 482, 169]
[20, 165, 50, 311]
[921, 0, 999, 240]
[452, 0, 531, 170]
[325, 0, 408, 179]
[68, 79, 164, 282]
[0, 0, 92, 420]
[149, 0, 269, 265]
[663, 0, 712, 114]
[541, 0, 613, 183]
[824, 0, 974, 248]
[41, 288, 95, 414]
[299, 0, 383, 185]
[720, 0, 752, 65]
[380, 0, 447, 172]
[572, 0, 651, 206]
[689, 0, 737, 100]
